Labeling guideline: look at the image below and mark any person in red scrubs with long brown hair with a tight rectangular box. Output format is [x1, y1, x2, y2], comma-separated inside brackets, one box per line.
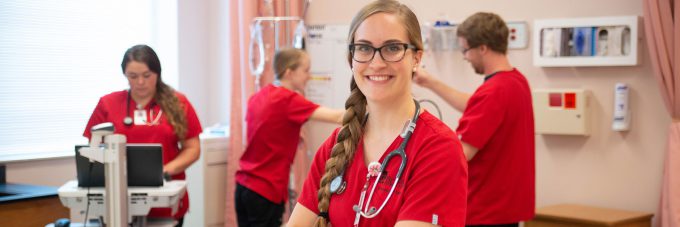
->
[287, 1, 468, 226]
[84, 44, 202, 227]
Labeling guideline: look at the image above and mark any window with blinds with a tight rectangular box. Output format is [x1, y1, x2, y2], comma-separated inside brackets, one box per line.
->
[0, 0, 178, 162]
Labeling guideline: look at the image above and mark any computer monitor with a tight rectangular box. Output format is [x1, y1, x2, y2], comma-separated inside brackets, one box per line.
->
[75, 144, 164, 187]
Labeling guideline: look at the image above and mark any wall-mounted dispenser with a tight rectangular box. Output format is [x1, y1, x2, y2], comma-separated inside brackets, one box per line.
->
[612, 83, 630, 131]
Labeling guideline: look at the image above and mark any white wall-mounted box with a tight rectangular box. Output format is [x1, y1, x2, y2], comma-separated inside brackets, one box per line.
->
[424, 21, 528, 51]
[533, 16, 639, 67]
[533, 89, 591, 136]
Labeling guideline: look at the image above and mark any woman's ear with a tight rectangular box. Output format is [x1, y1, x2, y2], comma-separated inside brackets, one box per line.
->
[414, 49, 423, 69]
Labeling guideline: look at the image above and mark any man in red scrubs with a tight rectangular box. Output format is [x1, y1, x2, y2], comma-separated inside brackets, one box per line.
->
[413, 12, 535, 227]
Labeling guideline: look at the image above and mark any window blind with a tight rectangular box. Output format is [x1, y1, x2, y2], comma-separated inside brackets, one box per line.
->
[0, 0, 177, 162]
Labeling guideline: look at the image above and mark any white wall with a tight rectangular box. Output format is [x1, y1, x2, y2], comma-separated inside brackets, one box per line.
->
[6, 158, 75, 186]
[177, 0, 231, 128]
[303, 0, 669, 218]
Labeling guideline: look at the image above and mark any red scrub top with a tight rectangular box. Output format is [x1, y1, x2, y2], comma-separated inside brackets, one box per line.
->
[83, 90, 203, 219]
[457, 68, 535, 225]
[298, 112, 467, 227]
[236, 84, 320, 204]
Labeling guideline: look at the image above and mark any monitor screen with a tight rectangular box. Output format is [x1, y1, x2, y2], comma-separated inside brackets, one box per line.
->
[75, 144, 164, 187]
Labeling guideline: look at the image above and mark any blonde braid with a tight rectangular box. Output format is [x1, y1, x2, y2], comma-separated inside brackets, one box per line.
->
[315, 79, 366, 226]
[313, 1, 422, 225]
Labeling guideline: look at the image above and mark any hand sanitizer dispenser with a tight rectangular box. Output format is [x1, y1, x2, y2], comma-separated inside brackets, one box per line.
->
[612, 83, 630, 131]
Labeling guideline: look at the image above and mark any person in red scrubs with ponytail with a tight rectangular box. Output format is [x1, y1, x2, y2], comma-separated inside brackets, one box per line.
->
[234, 48, 345, 227]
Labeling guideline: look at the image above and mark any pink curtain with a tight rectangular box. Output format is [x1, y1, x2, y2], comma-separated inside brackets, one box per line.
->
[225, 1, 256, 226]
[226, 1, 305, 226]
[643, 0, 680, 226]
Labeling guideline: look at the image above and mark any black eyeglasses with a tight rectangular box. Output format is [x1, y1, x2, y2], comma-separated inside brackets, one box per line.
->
[349, 43, 417, 63]
[461, 46, 477, 55]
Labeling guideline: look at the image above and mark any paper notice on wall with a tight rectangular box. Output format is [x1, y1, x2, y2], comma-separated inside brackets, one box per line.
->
[305, 24, 352, 109]
[305, 73, 333, 107]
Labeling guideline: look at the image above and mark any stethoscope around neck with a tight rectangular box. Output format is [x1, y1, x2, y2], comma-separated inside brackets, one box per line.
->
[123, 90, 134, 126]
[123, 90, 161, 126]
[328, 99, 420, 223]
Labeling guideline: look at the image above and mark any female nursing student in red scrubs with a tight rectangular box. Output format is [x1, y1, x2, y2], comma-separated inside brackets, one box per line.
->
[234, 48, 345, 227]
[287, 1, 468, 226]
[83, 44, 202, 227]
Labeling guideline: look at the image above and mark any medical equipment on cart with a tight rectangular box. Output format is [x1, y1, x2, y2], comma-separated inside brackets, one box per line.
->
[58, 123, 186, 227]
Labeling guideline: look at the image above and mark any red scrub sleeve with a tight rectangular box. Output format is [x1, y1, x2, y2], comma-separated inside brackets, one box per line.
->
[396, 133, 468, 226]
[457, 85, 506, 150]
[287, 92, 320, 125]
[83, 97, 109, 139]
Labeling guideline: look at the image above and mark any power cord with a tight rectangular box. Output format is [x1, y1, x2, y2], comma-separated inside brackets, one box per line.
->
[418, 99, 443, 120]
[84, 162, 93, 226]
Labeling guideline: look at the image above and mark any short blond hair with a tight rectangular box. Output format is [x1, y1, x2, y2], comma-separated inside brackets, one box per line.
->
[273, 48, 307, 80]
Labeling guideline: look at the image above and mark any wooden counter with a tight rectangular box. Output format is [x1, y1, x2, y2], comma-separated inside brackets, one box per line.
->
[526, 204, 653, 227]
[0, 184, 69, 227]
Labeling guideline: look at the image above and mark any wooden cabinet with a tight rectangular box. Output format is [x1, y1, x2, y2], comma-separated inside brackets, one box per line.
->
[0, 196, 69, 227]
[184, 134, 229, 227]
[526, 204, 653, 227]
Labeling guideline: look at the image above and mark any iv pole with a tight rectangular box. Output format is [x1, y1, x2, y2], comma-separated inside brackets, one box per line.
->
[248, 16, 305, 90]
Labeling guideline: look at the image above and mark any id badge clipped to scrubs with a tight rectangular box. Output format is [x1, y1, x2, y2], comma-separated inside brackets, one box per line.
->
[134, 109, 148, 125]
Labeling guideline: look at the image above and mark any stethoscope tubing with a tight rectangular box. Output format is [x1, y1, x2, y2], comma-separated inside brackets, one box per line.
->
[123, 90, 161, 126]
[353, 99, 420, 220]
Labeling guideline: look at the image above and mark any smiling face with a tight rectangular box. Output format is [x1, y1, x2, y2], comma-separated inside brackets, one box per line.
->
[351, 12, 421, 104]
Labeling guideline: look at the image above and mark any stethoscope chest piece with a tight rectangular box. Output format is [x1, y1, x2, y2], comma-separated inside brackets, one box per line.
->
[123, 116, 133, 126]
[330, 175, 346, 195]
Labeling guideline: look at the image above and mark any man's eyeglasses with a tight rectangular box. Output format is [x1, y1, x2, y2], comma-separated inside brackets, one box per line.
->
[349, 43, 417, 63]
[461, 46, 477, 55]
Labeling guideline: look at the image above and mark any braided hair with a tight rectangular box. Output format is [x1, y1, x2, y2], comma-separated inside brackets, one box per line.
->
[314, 0, 423, 226]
